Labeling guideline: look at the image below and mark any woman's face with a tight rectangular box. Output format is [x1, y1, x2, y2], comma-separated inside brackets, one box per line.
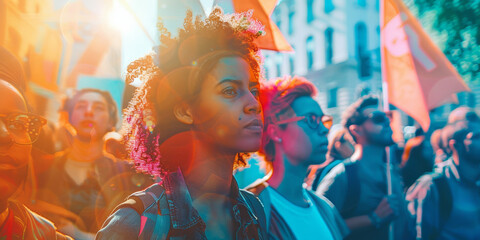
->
[0, 80, 30, 200]
[190, 56, 262, 154]
[278, 96, 329, 166]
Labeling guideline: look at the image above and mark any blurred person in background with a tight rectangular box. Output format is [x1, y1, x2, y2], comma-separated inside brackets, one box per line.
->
[400, 127, 434, 190]
[316, 95, 408, 240]
[246, 77, 348, 239]
[434, 106, 479, 172]
[310, 128, 355, 191]
[0, 46, 71, 239]
[430, 129, 447, 164]
[406, 108, 480, 239]
[36, 88, 152, 239]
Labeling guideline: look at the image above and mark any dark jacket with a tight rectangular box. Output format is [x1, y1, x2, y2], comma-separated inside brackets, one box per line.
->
[96, 169, 267, 239]
[246, 178, 349, 240]
[37, 151, 153, 233]
[1, 201, 72, 240]
[406, 159, 480, 240]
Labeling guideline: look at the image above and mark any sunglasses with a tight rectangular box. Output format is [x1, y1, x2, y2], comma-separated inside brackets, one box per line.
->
[0, 113, 47, 145]
[275, 114, 333, 132]
[361, 111, 392, 125]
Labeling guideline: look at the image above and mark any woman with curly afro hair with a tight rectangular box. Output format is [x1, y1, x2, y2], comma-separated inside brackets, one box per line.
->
[96, 8, 267, 240]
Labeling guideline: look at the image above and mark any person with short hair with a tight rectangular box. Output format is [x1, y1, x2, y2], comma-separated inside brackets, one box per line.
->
[406, 109, 480, 240]
[37, 88, 152, 239]
[246, 76, 348, 240]
[316, 95, 407, 240]
[96, 8, 267, 239]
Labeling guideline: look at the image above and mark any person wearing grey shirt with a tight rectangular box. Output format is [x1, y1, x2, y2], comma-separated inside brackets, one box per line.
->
[316, 95, 407, 240]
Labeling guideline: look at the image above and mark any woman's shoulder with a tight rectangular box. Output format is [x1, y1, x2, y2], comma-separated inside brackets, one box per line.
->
[96, 183, 171, 240]
[96, 207, 142, 239]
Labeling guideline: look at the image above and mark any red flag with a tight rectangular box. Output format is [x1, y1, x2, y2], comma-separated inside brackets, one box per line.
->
[232, 0, 293, 52]
[381, 0, 470, 131]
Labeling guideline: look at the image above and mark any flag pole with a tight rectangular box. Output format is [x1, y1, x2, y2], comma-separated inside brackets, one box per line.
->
[380, 0, 393, 239]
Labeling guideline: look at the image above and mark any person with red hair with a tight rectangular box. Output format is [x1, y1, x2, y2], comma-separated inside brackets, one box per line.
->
[246, 76, 348, 239]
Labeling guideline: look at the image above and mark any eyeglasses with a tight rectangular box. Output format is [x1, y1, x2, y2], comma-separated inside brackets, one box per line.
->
[275, 114, 333, 132]
[0, 113, 47, 145]
[361, 111, 392, 125]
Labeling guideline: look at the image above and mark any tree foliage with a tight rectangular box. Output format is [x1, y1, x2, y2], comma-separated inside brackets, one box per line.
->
[407, 0, 480, 82]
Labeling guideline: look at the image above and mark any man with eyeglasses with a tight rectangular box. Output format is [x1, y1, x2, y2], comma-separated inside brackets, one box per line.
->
[316, 95, 407, 240]
[246, 77, 349, 240]
[406, 107, 480, 239]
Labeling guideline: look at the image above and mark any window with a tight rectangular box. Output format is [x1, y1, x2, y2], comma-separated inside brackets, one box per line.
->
[274, 10, 281, 31]
[325, 28, 333, 65]
[276, 63, 282, 77]
[327, 87, 338, 108]
[288, 11, 295, 35]
[325, 0, 334, 13]
[276, 53, 283, 77]
[357, 0, 366, 7]
[289, 57, 295, 74]
[356, 22, 371, 78]
[307, 0, 315, 23]
[355, 22, 368, 57]
[306, 36, 315, 70]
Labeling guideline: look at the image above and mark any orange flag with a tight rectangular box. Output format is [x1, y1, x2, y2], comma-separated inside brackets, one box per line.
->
[232, 0, 293, 52]
[381, 0, 470, 131]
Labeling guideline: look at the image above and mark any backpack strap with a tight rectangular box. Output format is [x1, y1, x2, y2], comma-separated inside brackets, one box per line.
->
[430, 173, 452, 240]
[342, 160, 361, 218]
[312, 160, 343, 191]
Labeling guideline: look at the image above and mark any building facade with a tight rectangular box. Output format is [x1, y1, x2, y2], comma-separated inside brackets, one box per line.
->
[262, 0, 478, 130]
[262, 0, 382, 124]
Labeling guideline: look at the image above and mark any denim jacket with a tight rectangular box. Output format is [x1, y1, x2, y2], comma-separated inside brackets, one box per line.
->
[96, 169, 266, 240]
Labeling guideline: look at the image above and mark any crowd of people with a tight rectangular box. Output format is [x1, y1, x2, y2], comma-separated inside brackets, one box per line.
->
[1, 7, 479, 240]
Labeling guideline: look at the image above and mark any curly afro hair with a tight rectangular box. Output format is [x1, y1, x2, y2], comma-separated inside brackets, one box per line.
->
[122, 8, 264, 176]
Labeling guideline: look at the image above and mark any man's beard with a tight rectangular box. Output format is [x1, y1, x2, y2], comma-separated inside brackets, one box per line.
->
[365, 130, 395, 147]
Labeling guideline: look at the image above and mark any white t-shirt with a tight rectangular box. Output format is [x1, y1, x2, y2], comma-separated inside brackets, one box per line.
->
[268, 187, 334, 240]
